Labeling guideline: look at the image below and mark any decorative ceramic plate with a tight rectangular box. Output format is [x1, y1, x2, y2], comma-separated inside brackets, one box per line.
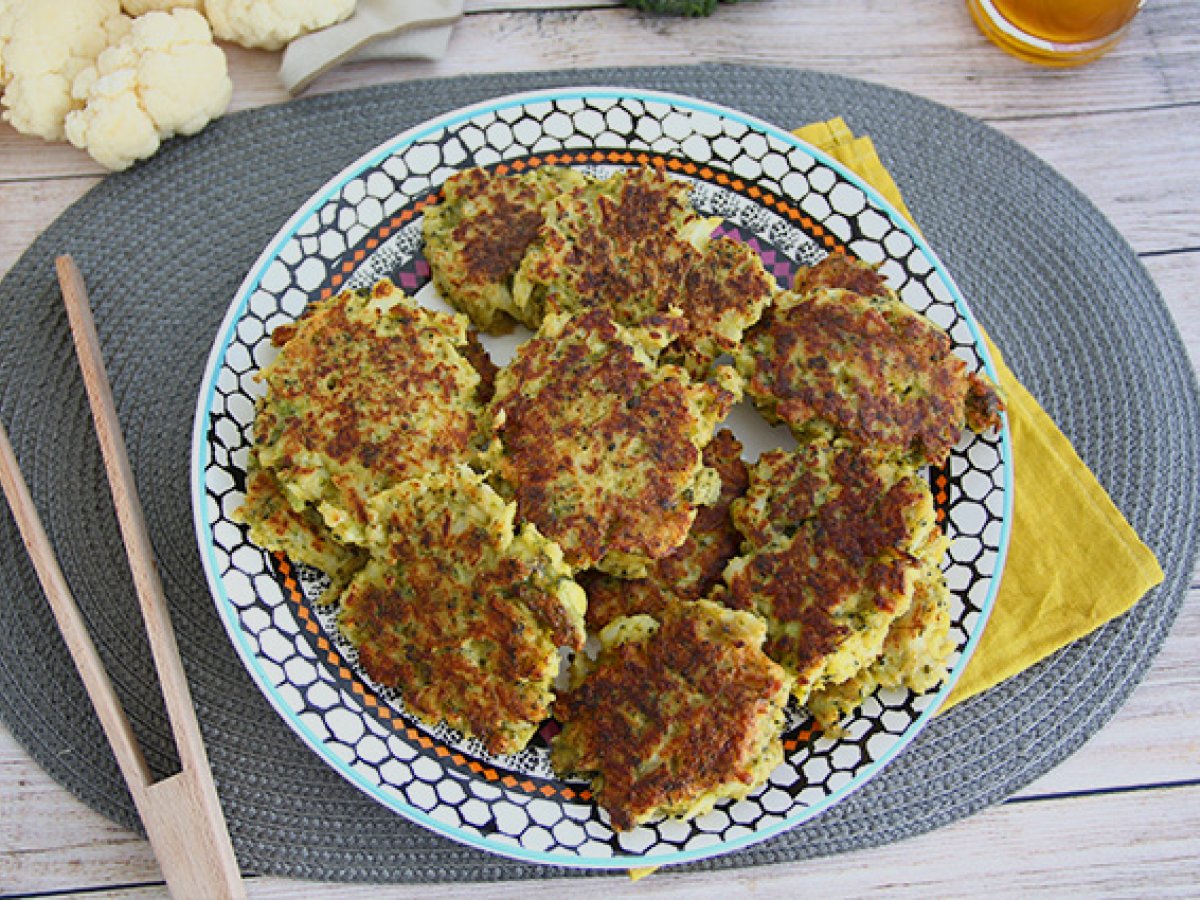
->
[192, 88, 1012, 869]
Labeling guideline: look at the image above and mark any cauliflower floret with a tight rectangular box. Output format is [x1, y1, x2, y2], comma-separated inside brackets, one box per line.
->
[0, 0, 29, 88]
[121, 0, 203, 14]
[205, 0, 355, 51]
[64, 9, 231, 171]
[1, 0, 130, 141]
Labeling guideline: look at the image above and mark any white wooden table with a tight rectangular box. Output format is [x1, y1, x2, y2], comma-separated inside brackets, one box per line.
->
[2, 1, 1198, 895]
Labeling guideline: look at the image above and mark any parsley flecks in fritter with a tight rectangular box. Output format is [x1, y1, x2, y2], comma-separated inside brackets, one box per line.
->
[234, 451, 366, 605]
[513, 166, 774, 376]
[715, 445, 942, 705]
[806, 559, 955, 731]
[423, 166, 590, 332]
[552, 599, 792, 832]
[338, 468, 586, 757]
[252, 279, 483, 545]
[580, 428, 749, 631]
[485, 308, 740, 575]
[736, 253, 1003, 467]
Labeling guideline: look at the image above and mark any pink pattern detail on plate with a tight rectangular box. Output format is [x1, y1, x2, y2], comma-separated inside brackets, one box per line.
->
[711, 223, 796, 288]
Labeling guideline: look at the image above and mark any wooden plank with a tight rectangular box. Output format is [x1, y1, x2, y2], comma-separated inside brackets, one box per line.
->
[992, 104, 1200, 255]
[236, 784, 1200, 897]
[0, 177, 99, 279]
[1, 0, 1198, 182]
[0, 727, 161, 892]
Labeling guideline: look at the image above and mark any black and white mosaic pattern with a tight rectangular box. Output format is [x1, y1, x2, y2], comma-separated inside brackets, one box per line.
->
[193, 89, 1011, 869]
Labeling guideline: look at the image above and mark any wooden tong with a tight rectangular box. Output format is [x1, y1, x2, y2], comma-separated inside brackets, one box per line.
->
[0, 256, 244, 899]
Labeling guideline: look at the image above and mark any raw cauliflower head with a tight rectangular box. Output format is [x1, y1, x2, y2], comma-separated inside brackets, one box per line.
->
[65, 8, 231, 171]
[205, 0, 355, 51]
[1, 0, 131, 141]
[121, 0, 203, 14]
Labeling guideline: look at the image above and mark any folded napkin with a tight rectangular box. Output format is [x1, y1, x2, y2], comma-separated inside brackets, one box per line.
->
[793, 117, 1164, 711]
[280, 0, 464, 94]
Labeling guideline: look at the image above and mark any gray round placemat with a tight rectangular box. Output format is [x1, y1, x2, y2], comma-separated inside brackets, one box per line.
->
[1, 65, 1197, 883]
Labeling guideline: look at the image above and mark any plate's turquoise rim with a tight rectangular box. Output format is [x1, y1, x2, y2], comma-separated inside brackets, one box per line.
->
[191, 86, 1014, 871]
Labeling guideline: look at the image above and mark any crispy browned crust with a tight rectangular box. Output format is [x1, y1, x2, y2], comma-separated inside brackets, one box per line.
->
[488, 308, 735, 570]
[793, 252, 889, 298]
[740, 286, 976, 466]
[462, 329, 499, 406]
[253, 279, 481, 538]
[338, 472, 585, 757]
[740, 253, 1003, 465]
[423, 166, 586, 331]
[518, 167, 772, 374]
[965, 371, 1004, 433]
[552, 600, 791, 831]
[581, 429, 749, 631]
[519, 166, 695, 318]
[718, 446, 935, 700]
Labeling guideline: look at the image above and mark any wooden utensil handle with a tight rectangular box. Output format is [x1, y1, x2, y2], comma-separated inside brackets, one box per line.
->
[0, 422, 153, 794]
[55, 255, 245, 900]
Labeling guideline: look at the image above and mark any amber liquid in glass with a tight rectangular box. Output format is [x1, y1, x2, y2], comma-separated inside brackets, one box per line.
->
[968, 0, 1144, 65]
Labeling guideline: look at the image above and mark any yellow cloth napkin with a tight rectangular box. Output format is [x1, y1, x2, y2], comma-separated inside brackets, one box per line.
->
[792, 117, 1164, 710]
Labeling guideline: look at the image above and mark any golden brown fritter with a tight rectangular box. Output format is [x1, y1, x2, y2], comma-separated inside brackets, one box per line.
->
[234, 452, 366, 604]
[484, 308, 740, 575]
[337, 468, 586, 756]
[252, 279, 483, 545]
[513, 166, 774, 375]
[552, 599, 792, 832]
[423, 165, 590, 332]
[736, 253, 1003, 466]
[579, 428, 749, 632]
[806, 558, 955, 730]
[793, 252, 890, 298]
[714, 445, 942, 705]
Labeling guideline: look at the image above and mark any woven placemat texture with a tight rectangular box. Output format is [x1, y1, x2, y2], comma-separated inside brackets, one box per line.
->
[1, 66, 1197, 882]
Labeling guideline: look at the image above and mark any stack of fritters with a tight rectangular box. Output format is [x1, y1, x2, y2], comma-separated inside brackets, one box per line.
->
[239, 162, 1005, 835]
[426, 165, 775, 375]
[714, 445, 945, 707]
[579, 428, 748, 632]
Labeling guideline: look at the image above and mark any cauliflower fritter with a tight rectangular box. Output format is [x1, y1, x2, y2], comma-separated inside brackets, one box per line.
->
[579, 428, 749, 631]
[338, 468, 586, 757]
[513, 166, 774, 375]
[715, 445, 943, 705]
[423, 165, 591, 332]
[736, 254, 1003, 467]
[552, 599, 792, 832]
[484, 308, 740, 574]
[252, 278, 483, 546]
[234, 451, 365, 605]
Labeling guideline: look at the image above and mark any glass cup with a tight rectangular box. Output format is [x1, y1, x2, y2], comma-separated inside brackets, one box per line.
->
[968, 0, 1145, 66]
